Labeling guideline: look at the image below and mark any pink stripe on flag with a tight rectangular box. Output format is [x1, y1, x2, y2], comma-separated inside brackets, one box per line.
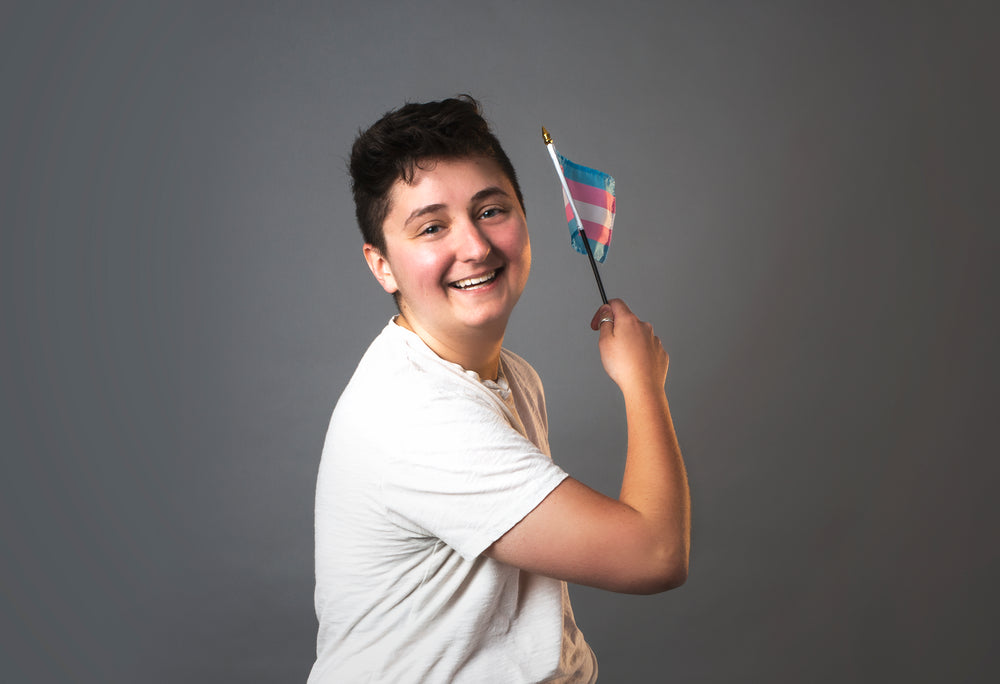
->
[565, 177, 616, 212]
[564, 202, 613, 246]
[580, 220, 613, 246]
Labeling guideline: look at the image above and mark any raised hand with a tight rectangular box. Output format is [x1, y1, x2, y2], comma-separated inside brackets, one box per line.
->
[590, 299, 669, 394]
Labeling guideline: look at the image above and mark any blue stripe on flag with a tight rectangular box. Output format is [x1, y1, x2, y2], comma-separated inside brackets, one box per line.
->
[558, 153, 616, 194]
[571, 232, 610, 263]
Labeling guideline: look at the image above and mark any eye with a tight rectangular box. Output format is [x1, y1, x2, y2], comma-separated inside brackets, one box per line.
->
[420, 224, 443, 236]
[479, 206, 505, 220]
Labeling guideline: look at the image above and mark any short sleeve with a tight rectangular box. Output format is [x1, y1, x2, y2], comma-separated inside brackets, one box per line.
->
[380, 386, 568, 560]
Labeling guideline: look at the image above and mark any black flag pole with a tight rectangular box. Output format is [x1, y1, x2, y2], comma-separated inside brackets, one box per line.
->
[578, 227, 608, 305]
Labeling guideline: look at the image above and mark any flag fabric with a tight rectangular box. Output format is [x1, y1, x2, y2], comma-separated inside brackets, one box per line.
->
[558, 152, 616, 263]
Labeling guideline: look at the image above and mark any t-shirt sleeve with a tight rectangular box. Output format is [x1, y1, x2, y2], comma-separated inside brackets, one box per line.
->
[380, 386, 568, 561]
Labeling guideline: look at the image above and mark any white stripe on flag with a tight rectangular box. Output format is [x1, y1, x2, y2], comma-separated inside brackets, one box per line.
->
[564, 193, 615, 225]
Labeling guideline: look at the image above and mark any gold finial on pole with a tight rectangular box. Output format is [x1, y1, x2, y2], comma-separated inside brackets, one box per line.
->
[541, 126, 553, 145]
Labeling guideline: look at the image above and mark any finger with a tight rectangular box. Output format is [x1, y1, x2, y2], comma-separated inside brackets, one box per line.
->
[607, 298, 633, 319]
[597, 314, 615, 343]
[590, 305, 614, 331]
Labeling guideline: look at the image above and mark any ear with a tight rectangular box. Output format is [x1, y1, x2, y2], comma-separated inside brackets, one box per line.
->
[363, 244, 398, 294]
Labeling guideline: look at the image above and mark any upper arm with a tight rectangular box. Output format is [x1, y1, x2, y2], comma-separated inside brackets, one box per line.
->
[484, 477, 688, 594]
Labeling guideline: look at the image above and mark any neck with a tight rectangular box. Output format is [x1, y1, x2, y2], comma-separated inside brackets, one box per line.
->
[395, 314, 504, 380]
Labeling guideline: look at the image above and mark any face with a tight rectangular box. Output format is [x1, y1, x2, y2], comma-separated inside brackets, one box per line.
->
[364, 157, 531, 345]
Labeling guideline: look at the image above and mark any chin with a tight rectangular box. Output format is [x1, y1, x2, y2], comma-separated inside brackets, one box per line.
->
[457, 303, 515, 332]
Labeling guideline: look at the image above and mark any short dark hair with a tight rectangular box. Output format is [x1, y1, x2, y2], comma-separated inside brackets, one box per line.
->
[349, 95, 525, 254]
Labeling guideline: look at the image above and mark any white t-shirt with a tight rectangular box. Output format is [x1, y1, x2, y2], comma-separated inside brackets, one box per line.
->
[308, 320, 597, 683]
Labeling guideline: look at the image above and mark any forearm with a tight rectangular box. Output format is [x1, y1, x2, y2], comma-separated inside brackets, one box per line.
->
[619, 385, 690, 582]
[486, 299, 690, 594]
[484, 384, 691, 594]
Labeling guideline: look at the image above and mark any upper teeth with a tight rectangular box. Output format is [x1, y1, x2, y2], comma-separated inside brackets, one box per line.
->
[453, 271, 496, 289]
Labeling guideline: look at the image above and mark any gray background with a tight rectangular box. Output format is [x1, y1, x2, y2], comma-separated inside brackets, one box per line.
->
[2, 1, 997, 682]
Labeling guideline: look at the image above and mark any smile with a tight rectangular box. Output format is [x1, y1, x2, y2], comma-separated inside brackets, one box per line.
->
[450, 269, 500, 290]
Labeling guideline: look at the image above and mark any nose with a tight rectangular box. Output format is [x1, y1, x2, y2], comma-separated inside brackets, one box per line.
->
[455, 218, 492, 262]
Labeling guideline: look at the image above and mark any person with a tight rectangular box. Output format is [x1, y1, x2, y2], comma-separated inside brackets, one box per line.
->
[308, 95, 690, 683]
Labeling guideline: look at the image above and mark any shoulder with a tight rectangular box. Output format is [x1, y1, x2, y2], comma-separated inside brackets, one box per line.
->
[500, 347, 543, 392]
[336, 322, 507, 429]
[346, 322, 444, 397]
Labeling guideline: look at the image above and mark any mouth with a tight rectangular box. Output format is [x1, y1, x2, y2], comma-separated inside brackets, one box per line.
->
[449, 268, 502, 290]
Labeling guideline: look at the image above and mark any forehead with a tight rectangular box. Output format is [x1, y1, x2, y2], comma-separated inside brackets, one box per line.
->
[386, 157, 512, 212]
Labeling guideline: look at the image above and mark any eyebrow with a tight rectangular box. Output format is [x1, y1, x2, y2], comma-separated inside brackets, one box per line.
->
[404, 203, 446, 227]
[403, 186, 512, 227]
[470, 186, 510, 204]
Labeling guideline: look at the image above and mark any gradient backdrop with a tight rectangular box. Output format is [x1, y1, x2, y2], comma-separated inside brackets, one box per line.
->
[2, 2, 997, 682]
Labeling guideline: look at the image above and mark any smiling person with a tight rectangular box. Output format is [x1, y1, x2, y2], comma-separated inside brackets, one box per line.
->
[308, 96, 690, 684]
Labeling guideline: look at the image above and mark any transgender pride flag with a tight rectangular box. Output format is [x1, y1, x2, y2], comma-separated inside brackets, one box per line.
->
[557, 152, 616, 263]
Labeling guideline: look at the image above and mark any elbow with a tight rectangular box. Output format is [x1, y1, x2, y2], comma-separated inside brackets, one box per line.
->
[629, 544, 688, 595]
[655, 562, 689, 593]
[635, 565, 687, 595]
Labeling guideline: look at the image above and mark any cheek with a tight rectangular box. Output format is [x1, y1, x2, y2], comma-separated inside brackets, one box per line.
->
[503, 227, 531, 267]
[397, 250, 450, 289]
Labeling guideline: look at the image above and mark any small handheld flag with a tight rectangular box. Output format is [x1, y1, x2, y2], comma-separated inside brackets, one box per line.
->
[542, 126, 615, 305]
